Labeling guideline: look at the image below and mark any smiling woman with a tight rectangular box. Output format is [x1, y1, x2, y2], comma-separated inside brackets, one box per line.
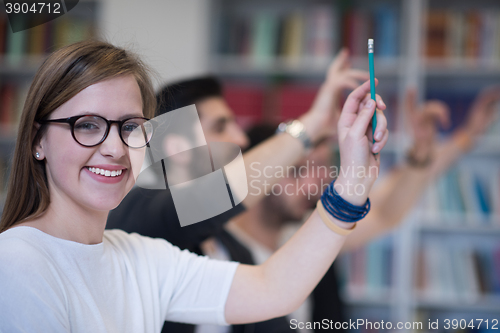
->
[0, 40, 156, 235]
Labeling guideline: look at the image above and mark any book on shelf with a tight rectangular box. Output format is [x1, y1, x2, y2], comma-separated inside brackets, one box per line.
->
[426, 11, 447, 58]
[0, 82, 30, 132]
[341, 9, 370, 59]
[339, 236, 394, 299]
[217, 4, 400, 64]
[280, 11, 304, 61]
[0, 14, 6, 55]
[1, 14, 94, 61]
[421, 165, 500, 227]
[218, 5, 339, 63]
[374, 6, 398, 58]
[417, 240, 500, 302]
[341, 5, 399, 58]
[27, 19, 47, 55]
[426, 9, 500, 64]
[305, 5, 336, 60]
[5, 18, 28, 66]
[223, 83, 264, 131]
[251, 12, 279, 62]
[487, 103, 500, 136]
[273, 84, 318, 122]
[0, 84, 15, 126]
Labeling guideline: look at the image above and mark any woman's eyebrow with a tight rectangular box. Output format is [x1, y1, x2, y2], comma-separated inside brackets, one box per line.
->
[120, 113, 145, 119]
[73, 112, 144, 119]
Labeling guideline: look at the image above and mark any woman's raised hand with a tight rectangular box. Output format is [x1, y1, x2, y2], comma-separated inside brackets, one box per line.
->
[335, 79, 389, 205]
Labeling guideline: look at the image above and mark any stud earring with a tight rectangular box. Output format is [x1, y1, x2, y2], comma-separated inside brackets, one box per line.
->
[35, 152, 40, 158]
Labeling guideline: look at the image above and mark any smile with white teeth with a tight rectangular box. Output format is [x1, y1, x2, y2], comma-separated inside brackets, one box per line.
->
[87, 167, 124, 177]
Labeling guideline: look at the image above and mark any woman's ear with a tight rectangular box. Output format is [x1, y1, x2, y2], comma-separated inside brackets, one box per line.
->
[32, 122, 45, 160]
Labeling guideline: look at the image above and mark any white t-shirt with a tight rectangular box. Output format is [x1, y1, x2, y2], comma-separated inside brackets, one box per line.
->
[0, 226, 239, 333]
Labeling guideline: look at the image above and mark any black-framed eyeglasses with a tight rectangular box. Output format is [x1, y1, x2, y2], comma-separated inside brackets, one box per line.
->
[39, 115, 154, 148]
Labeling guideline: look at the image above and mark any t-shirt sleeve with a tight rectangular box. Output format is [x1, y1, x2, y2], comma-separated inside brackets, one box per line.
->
[123, 232, 239, 326]
[162, 248, 239, 325]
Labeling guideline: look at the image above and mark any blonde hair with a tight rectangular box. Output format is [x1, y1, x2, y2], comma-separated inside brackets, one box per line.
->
[0, 40, 156, 232]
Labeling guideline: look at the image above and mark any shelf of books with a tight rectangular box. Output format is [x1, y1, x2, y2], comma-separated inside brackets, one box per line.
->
[0, 1, 98, 132]
[424, 0, 500, 77]
[415, 16, 500, 316]
[0, 1, 99, 215]
[210, 0, 402, 77]
[414, 131, 500, 318]
[210, 0, 500, 329]
[415, 234, 500, 314]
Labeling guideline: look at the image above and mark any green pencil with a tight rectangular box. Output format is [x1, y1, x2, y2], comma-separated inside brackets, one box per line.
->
[368, 39, 377, 143]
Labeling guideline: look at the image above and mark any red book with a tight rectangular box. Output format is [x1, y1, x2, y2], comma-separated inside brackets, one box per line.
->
[0, 15, 6, 55]
[465, 11, 481, 59]
[0, 84, 15, 126]
[275, 84, 319, 122]
[426, 11, 448, 58]
[223, 83, 264, 131]
[341, 10, 354, 51]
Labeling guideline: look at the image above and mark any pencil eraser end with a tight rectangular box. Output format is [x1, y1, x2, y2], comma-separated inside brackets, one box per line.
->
[368, 39, 374, 45]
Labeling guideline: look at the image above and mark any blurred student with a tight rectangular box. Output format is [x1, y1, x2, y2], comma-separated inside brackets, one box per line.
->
[202, 85, 500, 332]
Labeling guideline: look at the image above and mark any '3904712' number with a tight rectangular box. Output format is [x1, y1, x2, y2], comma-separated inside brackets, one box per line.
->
[5, 2, 61, 14]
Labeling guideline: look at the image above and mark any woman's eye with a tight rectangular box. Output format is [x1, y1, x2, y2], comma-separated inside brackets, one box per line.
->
[123, 123, 140, 132]
[75, 122, 100, 131]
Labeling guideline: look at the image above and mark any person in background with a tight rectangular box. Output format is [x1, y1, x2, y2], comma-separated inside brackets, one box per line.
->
[107, 49, 375, 333]
[202, 85, 500, 332]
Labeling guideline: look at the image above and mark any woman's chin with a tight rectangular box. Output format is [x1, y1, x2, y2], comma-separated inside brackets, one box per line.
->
[85, 195, 125, 213]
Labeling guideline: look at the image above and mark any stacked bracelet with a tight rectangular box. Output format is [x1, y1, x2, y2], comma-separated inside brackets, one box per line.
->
[320, 179, 371, 223]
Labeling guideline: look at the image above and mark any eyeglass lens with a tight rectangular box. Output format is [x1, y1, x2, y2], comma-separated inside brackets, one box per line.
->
[73, 116, 153, 148]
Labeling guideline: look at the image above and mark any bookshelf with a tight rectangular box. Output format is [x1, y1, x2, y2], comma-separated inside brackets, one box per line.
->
[0, 1, 100, 215]
[209, 0, 500, 330]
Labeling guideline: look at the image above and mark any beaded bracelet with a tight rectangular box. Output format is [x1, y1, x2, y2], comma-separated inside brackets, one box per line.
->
[320, 179, 371, 223]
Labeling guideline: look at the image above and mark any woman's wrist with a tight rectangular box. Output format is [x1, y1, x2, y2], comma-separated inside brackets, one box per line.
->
[333, 176, 369, 206]
[298, 112, 322, 144]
